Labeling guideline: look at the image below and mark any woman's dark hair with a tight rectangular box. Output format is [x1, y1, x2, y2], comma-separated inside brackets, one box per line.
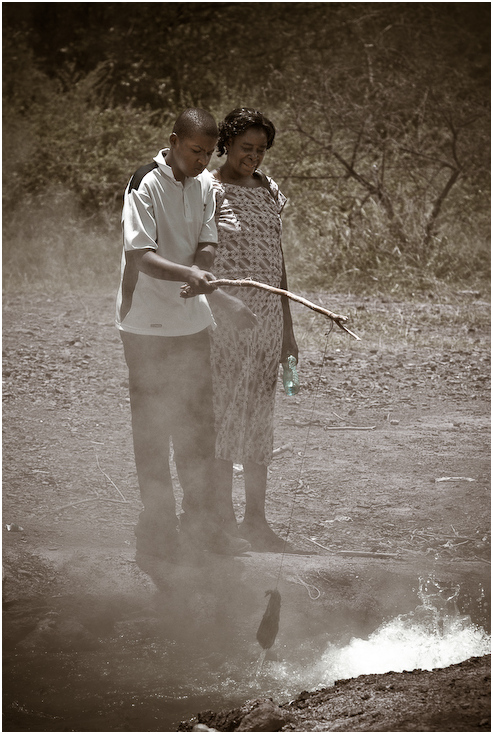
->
[217, 108, 276, 157]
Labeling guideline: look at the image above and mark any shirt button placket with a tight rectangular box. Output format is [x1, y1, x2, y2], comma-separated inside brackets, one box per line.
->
[183, 187, 191, 220]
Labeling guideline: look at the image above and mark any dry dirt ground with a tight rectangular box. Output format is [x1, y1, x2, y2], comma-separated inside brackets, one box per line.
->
[2, 289, 491, 732]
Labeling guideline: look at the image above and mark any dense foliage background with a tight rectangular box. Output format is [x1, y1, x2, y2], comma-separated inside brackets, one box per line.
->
[2, 2, 490, 293]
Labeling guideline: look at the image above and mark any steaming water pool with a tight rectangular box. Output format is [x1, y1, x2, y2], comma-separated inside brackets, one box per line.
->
[3, 572, 490, 732]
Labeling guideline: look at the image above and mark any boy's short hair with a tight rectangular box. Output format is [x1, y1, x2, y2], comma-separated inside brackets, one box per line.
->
[173, 108, 218, 139]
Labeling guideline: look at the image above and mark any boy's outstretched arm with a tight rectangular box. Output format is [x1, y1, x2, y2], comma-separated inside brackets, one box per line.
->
[128, 248, 216, 293]
[194, 241, 216, 271]
[185, 242, 258, 329]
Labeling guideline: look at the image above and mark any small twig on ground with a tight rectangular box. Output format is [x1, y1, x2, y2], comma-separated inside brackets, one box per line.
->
[472, 555, 491, 565]
[302, 537, 401, 558]
[435, 476, 476, 483]
[412, 531, 477, 542]
[272, 443, 293, 457]
[302, 537, 335, 552]
[95, 454, 128, 502]
[324, 425, 376, 431]
[444, 540, 470, 547]
[336, 550, 401, 558]
[52, 497, 131, 514]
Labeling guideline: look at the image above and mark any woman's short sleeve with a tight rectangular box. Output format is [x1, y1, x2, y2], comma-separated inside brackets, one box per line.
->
[265, 176, 287, 214]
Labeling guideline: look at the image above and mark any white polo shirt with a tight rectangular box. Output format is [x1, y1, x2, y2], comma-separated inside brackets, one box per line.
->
[116, 150, 217, 336]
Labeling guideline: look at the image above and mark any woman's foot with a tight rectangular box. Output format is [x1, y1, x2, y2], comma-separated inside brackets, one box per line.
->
[238, 520, 294, 553]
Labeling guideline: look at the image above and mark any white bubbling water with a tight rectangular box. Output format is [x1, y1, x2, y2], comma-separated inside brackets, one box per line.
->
[261, 576, 490, 692]
[314, 612, 490, 684]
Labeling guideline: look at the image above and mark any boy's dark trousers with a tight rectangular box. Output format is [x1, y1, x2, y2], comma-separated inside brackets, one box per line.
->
[121, 329, 217, 531]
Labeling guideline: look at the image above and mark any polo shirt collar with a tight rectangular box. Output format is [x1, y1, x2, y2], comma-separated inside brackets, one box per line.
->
[154, 148, 193, 187]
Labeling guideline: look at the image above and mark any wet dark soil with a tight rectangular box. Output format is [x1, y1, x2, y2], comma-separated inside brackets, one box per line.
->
[2, 289, 491, 731]
[181, 654, 490, 732]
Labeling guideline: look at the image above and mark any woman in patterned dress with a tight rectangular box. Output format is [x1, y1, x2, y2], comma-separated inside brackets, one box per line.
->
[209, 108, 298, 552]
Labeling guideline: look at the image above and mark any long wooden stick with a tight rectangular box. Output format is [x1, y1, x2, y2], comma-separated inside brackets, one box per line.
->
[211, 278, 361, 340]
[303, 537, 400, 558]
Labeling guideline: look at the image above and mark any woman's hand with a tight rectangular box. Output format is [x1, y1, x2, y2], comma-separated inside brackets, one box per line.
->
[281, 329, 299, 363]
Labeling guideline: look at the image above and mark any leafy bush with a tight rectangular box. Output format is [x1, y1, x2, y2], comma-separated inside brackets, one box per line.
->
[2, 38, 166, 290]
[2, 188, 121, 292]
[3, 48, 167, 217]
[2, 5, 490, 295]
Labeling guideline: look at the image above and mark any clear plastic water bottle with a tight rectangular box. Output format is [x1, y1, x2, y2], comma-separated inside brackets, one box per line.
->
[282, 355, 300, 396]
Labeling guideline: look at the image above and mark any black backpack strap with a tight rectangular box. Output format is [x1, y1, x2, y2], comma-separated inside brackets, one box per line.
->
[127, 161, 159, 193]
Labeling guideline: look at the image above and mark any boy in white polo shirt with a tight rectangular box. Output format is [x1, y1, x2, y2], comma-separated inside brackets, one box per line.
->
[116, 108, 251, 563]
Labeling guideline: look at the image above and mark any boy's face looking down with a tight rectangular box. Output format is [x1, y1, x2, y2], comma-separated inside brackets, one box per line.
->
[167, 131, 217, 182]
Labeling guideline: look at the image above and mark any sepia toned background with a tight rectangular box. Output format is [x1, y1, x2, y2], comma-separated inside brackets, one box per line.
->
[3, 2, 490, 295]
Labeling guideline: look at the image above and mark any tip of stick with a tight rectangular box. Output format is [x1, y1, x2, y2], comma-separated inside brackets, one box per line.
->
[334, 318, 361, 341]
